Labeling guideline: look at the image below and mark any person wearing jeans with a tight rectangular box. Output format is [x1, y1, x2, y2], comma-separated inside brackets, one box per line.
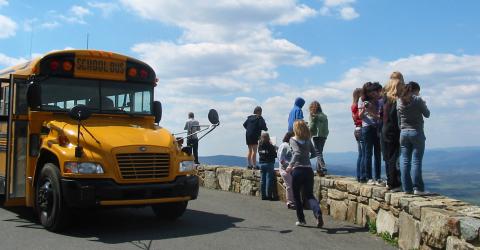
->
[359, 82, 382, 183]
[184, 112, 200, 164]
[397, 82, 430, 194]
[308, 101, 329, 174]
[258, 132, 277, 200]
[400, 130, 425, 193]
[351, 88, 364, 182]
[362, 126, 382, 181]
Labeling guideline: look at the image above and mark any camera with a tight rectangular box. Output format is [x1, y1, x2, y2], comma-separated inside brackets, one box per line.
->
[363, 101, 370, 108]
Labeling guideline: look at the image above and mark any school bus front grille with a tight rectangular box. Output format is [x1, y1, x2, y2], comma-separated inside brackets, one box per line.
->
[116, 153, 170, 179]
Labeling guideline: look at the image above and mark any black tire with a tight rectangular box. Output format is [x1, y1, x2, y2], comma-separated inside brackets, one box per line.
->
[151, 201, 188, 220]
[35, 163, 70, 232]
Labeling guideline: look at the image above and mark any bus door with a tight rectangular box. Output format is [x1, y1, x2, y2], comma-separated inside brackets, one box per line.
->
[1, 75, 29, 206]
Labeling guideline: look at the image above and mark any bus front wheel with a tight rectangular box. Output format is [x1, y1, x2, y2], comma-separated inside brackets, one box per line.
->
[151, 201, 188, 220]
[35, 163, 69, 232]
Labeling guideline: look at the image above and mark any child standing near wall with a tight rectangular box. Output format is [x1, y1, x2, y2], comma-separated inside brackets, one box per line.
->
[258, 132, 277, 200]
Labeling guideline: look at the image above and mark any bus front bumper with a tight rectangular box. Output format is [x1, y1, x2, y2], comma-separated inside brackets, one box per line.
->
[60, 175, 199, 207]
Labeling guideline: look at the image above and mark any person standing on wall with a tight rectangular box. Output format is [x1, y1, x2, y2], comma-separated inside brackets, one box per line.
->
[287, 97, 305, 132]
[359, 82, 382, 184]
[308, 101, 329, 175]
[243, 106, 268, 169]
[398, 82, 430, 195]
[373, 82, 386, 187]
[184, 112, 200, 165]
[351, 88, 364, 182]
[287, 120, 323, 228]
[382, 72, 405, 192]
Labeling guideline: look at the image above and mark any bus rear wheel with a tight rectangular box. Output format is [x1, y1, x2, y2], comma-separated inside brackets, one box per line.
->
[151, 201, 188, 220]
[35, 163, 69, 232]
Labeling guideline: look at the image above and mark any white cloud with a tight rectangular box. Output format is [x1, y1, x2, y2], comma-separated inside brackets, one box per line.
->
[0, 14, 17, 38]
[121, 0, 317, 42]
[156, 53, 480, 156]
[124, 1, 324, 97]
[0, 53, 27, 67]
[87, 1, 119, 17]
[0, 0, 7, 8]
[324, 0, 355, 7]
[320, 0, 359, 21]
[340, 7, 359, 20]
[40, 21, 60, 29]
[61, 5, 92, 24]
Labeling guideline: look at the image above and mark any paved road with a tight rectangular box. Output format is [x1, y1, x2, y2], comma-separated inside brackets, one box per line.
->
[0, 188, 395, 250]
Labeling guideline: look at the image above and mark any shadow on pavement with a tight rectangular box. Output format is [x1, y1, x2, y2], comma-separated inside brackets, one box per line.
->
[321, 226, 368, 234]
[2, 206, 244, 248]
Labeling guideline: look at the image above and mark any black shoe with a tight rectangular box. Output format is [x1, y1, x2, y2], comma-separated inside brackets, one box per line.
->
[247, 165, 253, 170]
[316, 214, 324, 228]
[269, 197, 279, 201]
[254, 165, 260, 170]
[287, 203, 296, 210]
[261, 197, 269, 200]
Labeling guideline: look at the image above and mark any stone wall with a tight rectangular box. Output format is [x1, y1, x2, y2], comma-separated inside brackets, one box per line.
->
[197, 165, 480, 250]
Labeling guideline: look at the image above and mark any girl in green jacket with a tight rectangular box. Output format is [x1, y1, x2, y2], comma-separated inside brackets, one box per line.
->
[309, 101, 329, 175]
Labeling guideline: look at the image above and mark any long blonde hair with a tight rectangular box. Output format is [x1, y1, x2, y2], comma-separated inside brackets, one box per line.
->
[293, 120, 311, 140]
[384, 71, 405, 103]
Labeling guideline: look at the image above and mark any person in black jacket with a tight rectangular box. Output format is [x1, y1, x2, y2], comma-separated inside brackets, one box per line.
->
[382, 71, 404, 192]
[258, 132, 277, 200]
[243, 106, 268, 169]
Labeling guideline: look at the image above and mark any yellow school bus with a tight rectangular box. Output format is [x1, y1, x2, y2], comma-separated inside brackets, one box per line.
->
[0, 50, 218, 231]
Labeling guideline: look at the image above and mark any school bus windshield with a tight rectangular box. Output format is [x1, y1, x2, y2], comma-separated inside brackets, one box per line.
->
[38, 77, 153, 115]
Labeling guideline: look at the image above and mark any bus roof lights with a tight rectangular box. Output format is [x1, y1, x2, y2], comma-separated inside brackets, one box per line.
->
[63, 61, 73, 72]
[50, 60, 60, 71]
[140, 69, 148, 79]
[128, 67, 137, 77]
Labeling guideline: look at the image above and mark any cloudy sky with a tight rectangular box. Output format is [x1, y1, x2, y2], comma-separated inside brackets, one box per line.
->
[1, 0, 479, 156]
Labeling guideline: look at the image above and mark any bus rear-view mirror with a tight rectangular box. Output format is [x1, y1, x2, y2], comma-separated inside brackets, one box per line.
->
[27, 83, 41, 109]
[208, 109, 219, 125]
[153, 101, 162, 124]
[69, 105, 92, 121]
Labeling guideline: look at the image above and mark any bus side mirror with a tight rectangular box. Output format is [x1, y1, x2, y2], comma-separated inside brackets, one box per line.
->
[153, 101, 162, 124]
[208, 109, 219, 125]
[69, 105, 92, 121]
[27, 83, 41, 109]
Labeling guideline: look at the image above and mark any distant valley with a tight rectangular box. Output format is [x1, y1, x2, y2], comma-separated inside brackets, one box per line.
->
[200, 146, 480, 205]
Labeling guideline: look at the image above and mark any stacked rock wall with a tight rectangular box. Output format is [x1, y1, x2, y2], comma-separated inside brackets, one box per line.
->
[197, 165, 480, 250]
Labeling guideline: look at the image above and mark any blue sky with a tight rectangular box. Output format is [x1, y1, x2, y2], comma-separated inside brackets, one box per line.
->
[1, 0, 479, 156]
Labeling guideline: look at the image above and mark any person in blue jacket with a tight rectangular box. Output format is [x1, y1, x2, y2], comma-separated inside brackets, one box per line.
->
[288, 97, 305, 132]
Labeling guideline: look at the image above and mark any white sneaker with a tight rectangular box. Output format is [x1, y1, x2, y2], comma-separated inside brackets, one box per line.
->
[414, 190, 431, 195]
[295, 221, 307, 227]
[375, 180, 386, 187]
[367, 179, 375, 185]
[389, 187, 402, 192]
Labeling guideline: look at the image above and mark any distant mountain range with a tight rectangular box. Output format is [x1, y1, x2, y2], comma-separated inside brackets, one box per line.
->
[199, 146, 480, 205]
[200, 146, 480, 172]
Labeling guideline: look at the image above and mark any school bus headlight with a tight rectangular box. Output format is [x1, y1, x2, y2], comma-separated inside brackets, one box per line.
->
[64, 162, 104, 174]
[179, 161, 195, 172]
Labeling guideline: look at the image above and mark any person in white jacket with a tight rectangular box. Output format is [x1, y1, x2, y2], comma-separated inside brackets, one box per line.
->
[277, 131, 295, 209]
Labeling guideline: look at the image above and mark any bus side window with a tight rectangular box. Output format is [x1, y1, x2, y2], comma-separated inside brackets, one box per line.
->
[0, 86, 9, 116]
